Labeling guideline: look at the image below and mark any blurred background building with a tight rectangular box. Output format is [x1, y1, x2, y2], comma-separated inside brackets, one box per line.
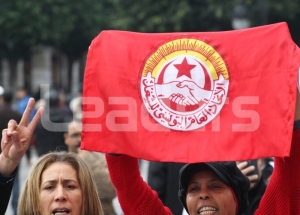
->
[0, 0, 300, 100]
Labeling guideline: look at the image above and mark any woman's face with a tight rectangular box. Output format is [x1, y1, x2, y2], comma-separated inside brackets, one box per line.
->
[39, 162, 83, 215]
[186, 170, 236, 215]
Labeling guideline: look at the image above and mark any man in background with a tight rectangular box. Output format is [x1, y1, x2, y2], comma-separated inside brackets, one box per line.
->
[64, 120, 117, 215]
[34, 88, 68, 156]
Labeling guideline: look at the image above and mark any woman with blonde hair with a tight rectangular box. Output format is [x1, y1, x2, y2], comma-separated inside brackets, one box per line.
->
[18, 151, 104, 215]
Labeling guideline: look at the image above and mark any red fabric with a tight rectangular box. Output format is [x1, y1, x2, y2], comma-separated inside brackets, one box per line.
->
[106, 154, 173, 215]
[106, 129, 300, 215]
[255, 129, 300, 214]
[82, 22, 300, 163]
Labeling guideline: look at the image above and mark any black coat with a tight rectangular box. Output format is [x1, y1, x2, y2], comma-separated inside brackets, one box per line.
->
[0, 173, 15, 215]
[242, 178, 267, 215]
[0, 105, 22, 154]
[0, 106, 22, 142]
[34, 108, 69, 156]
[147, 161, 186, 215]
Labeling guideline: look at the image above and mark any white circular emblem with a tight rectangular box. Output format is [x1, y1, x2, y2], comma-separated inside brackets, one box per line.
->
[140, 37, 229, 131]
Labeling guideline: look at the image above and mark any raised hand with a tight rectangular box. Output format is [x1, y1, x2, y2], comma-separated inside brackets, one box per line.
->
[236, 161, 259, 190]
[0, 98, 44, 176]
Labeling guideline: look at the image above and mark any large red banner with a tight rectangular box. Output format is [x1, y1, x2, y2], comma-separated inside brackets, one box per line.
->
[81, 22, 300, 163]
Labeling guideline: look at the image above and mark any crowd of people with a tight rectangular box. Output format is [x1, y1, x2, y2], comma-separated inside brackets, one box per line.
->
[0, 81, 299, 215]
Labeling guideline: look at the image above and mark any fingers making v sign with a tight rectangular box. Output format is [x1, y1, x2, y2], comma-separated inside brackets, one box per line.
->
[0, 98, 44, 176]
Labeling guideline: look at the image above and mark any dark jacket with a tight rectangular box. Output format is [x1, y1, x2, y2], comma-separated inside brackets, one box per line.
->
[242, 158, 273, 215]
[0, 105, 22, 154]
[242, 178, 267, 215]
[34, 108, 69, 156]
[0, 105, 22, 141]
[0, 172, 15, 215]
[147, 161, 185, 215]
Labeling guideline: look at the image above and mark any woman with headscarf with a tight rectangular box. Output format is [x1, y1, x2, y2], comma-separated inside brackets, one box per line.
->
[105, 91, 300, 215]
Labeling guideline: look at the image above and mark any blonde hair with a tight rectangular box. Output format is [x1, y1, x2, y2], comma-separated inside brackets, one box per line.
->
[18, 151, 104, 215]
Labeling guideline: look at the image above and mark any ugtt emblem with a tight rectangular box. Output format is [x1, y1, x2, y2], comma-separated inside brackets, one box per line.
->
[140, 37, 229, 131]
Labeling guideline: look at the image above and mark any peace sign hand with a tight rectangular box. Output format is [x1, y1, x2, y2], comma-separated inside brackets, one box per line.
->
[0, 98, 44, 176]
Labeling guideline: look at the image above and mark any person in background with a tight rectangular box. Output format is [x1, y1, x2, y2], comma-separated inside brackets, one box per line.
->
[34, 86, 73, 120]
[147, 161, 185, 215]
[0, 98, 43, 215]
[261, 157, 274, 183]
[64, 120, 117, 215]
[58, 88, 73, 119]
[237, 158, 274, 215]
[34, 88, 69, 157]
[0, 90, 22, 147]
[69, 84, 83, 121]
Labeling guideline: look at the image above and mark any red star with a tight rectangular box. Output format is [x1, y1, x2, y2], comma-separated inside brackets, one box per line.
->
[174, 57, 196, 79]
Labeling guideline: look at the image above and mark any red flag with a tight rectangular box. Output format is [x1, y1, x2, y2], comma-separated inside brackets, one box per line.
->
[81, 22, 300, 163]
